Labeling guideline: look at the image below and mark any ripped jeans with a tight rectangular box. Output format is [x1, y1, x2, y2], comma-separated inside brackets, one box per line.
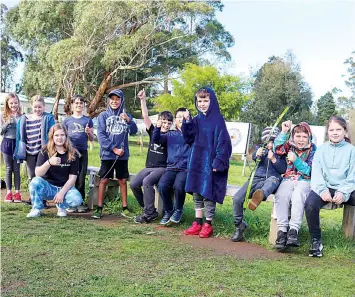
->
[29, 177, 82, 211]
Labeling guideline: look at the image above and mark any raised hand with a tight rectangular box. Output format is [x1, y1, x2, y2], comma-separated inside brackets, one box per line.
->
[281, 120, 292, 133]
[49, 152, 61, 166]
[120, 109, 130, 123]
[85, 123, 93, 135]
[137, 89, 146, 100]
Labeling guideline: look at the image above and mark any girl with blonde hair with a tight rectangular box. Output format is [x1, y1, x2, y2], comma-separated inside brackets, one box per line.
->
[1, 93, 23, 202]
[26, 123, 82, 218]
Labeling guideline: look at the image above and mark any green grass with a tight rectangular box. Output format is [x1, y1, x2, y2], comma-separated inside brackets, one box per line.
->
[1, 141, 355, 296]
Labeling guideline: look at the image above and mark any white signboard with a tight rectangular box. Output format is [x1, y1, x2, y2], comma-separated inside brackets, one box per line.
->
[226, 122, 251, 154]
[309, 125, 326, 146]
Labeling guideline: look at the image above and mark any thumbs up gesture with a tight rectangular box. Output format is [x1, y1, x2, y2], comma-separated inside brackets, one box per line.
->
[120, 108, 130, 123]
[137, 89, 146, 100]
[85, 123, 93, 135]
[49, 152, 61, 166]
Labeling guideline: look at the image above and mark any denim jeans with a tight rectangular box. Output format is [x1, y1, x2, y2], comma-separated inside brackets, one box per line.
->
[305, 189, 355, 240]
[158, 170, 187, 212]
[233, 176, 281, 226]
[29, 176, 82, 210]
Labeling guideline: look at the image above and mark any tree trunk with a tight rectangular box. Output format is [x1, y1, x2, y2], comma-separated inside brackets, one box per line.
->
[53, 85, 62, 121]
[88, 72, 113, 117]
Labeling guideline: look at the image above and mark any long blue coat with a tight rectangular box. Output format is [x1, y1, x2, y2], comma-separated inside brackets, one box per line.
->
[182, 87, 232, 204]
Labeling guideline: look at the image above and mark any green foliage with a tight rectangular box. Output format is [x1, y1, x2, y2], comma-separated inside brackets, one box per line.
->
[154, 64, 249, 120]
[316, 91, 336, 125]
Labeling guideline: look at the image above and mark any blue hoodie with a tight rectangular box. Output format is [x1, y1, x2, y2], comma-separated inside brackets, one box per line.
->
[311, 140, 355, 202]
[182, 87, 232, 204]
[97, 89, 138, 160]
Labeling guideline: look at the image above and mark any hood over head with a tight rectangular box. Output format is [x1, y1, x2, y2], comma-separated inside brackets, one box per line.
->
[194, 87, 221, 118]
[106, 89, 125, 116]
[290, 122, 313, 149]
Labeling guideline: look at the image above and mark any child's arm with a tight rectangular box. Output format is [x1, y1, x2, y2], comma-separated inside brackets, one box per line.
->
[252, 146, 267, 161]
[310, 147, 328, 197]
[138, 89, 152, 130]
[151, 120, 167, 145]
[212, 127, 232, 172]
[181, 116, 196, 145]
[268, 151, 287, 174]
[97, 114, 115, 151]
[274, 121, 292, 155]
[336, 147, 355, 202]
[291, 147, 315, 177]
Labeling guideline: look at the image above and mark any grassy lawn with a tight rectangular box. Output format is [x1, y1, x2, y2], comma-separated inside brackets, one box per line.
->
[1, 140, 355, 296]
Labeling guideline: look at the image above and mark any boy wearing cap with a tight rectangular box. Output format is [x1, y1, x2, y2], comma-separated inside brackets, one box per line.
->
[92, 89, 138, 219]
[231, 126, 287, 242]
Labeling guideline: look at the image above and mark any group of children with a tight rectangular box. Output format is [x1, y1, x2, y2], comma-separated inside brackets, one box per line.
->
[1, 89, 354, 257]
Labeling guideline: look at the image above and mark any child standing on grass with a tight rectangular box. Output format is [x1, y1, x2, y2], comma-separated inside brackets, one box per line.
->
[152, 108, 191, 225]
[182, 87, 232, 238]
[231, 127, 287, 242]
[131, 89, 173, 224]
[305, 116, 355, 257]
[92, 89, 138, 219]
[26, 123, 82, 218]
[1, 93, 22, 203]
[63, 95, 94, 212]
[273, 121, 316, 251]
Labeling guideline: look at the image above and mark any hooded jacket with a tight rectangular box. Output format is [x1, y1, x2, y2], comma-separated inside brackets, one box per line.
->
[182, 87, 232, 204]
[14, 112, 55, 161]
[274, 122, 317, 181]
[311, 140, 355, 202]
[97, 89, 138, 160]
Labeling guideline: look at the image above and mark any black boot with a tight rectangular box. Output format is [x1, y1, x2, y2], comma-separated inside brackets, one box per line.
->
[231, 221, 248, 242]
[275, 230, 287, 250]
[286, 228, 300, 247]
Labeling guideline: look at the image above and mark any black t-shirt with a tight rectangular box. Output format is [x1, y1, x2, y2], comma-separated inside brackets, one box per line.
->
[146, 124, 167, 168]
[36, 149, 79, 187]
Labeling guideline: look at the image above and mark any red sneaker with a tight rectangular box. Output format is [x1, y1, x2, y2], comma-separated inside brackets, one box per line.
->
[184, 221, 202, 235]
[13, 193, 22, 203]
[4, 193, 13, 203]
[199, 223, 213, 238]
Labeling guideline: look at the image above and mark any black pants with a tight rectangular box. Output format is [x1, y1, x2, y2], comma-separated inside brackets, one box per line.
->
[76, 150, 88, 200]
[26, 153, 39, 180]
[305, 189, 355, 240]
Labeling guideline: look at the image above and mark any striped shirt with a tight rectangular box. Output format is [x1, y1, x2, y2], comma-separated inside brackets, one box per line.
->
[26, 117, 42, 155]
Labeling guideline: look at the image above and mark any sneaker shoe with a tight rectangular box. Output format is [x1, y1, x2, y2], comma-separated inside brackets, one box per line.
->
[121, 208, 134, 218]
[13, 193, 22, 203]
[248, 189, 264, 211]
[57, 207, 67, 217]
[26, 209, 42, 218]
[199, 223, 213, 238]
[184, 221, 203, 235]
[66, 207, 78, 213]
[231, 221, 248, 242]
[77, 205, 89, 213]
[286, 228, 300, 247]
[309, 238, 323, 257]
[170, 209, 183, 224]
[91, 208, 103, 219]
[4, 193, 13, 203]
[275, 230, 287, 250]
[134, 212, 159, 224]
[160, 210, 173, 225]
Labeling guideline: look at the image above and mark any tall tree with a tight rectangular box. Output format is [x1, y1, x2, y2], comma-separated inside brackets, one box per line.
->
[154, 63, 250, 120]
[6, 0, 234, 119]
[1, 4, 23, 92]
[316, 91, 336, 125]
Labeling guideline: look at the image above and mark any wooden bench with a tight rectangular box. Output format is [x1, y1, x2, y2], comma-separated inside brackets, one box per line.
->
[225, 186, 355, 242]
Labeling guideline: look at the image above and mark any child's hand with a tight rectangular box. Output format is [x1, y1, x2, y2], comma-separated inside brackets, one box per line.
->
[212, 168, 217, 172]
[156, 119, 162, 128]
[183, 111, 190, 120]
[49, 153, 61, 166]
[113, 148, 124, 156]
[54, 191, 64, 204]
[137, 89, 146, 100]
[256, 147, 265, 157]
[321, 191, 333, 202]
[281, 120, 292, 133]
[120, 109, 130, 123]
[333, 192, 344, 205]
[287, 151, 297, 163]
[267, 150, 276, 162]
[85, 123, 93, 135]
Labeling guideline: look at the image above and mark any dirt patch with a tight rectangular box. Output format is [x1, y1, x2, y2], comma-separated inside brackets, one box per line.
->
[179, 233, 286, 260]
[1, 281, 27, 293]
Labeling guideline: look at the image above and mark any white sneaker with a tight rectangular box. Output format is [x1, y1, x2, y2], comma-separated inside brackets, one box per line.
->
[66, 207, 77, 213]
[57, 208, 67, 217]
[26, 209, 42, 218]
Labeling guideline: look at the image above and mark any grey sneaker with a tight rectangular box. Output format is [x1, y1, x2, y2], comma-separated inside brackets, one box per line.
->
[66, 207, 78, 213]
[77, 205, 89, 213]
[309, 238, 323, 257]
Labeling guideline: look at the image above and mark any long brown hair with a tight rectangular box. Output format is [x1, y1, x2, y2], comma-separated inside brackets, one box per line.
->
[2, 93, 22, 123]
[327, 116, 351, 143]
[45, 123, 76, 161]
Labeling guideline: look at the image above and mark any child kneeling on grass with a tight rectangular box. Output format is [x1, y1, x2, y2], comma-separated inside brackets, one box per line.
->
[231, 127, 286, 242]
[26, 123, 83, 218]
[92, 89, 138, 219]
[273, 121, 316, 251]
[305, 116, 355, 257]
[182, 87, 232, 238]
